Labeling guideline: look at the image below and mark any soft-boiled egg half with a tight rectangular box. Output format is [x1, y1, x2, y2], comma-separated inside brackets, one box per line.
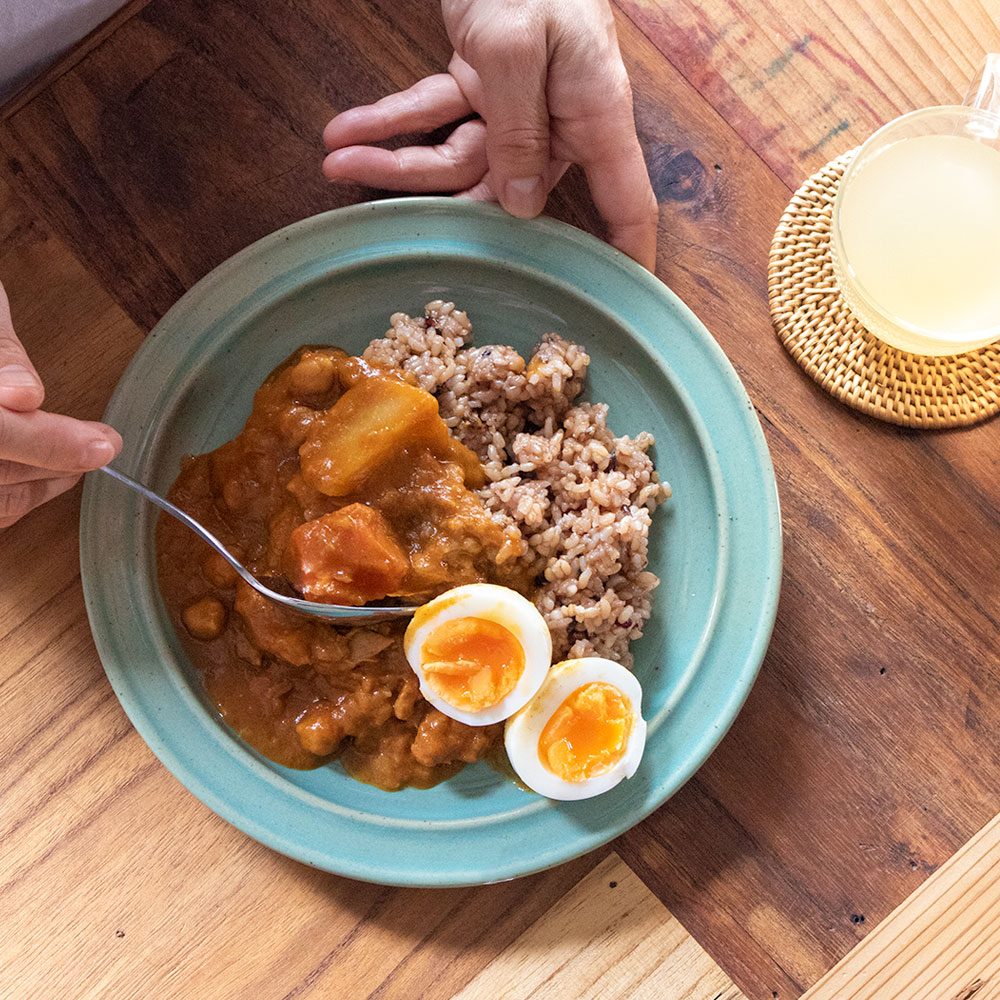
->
[403, 583, 553, 726]
[505, 657, 646, 800]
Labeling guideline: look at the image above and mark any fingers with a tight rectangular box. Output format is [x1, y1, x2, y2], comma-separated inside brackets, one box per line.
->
[455, 160, 568, 202]
[455, 174, 498, 201]
[0, 283, 44, 412]
[324, 118, 488, 192]
[547, 10, 660, 270]
[582, 141, 659, 271]
[573, 65, 659, 271]
[0, 407, 122, 472]
[323, 74, 472, 151]
[0, 459, 77, 484]
[0, 279, 122, 529]
[0, 474, 81, 530]
[455, 33, 551, 217]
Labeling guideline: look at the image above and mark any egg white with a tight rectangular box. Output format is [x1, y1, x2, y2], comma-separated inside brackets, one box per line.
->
[403, 583, 553, 726]
[504, 657, 646, 800]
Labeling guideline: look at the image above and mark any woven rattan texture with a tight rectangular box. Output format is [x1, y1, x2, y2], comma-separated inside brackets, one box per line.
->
[768, 149, 1000, 428]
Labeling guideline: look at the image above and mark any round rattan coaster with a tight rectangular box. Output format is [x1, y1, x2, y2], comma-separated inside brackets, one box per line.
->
[768, 148, 1000, 428]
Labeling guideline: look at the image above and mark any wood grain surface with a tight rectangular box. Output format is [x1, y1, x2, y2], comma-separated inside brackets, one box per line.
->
[451, 854, 745, 1000]
[3, 1, 1000, 998]
[0, 29, 737, 999]
[802, 812, 1000, 1000]
[620, 0, 998, 186]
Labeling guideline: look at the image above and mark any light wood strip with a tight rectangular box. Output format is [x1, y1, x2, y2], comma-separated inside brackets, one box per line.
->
[802, 812, 1000, 1000]
[452, 854, 745, 1000]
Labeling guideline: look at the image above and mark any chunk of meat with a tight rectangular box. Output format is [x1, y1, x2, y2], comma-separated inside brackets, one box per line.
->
[393, 674, 422, 721]
[295, 700, 345, 756]
[234, 580, 312, 666]
[283, 503, 409, 605]
[294, 675, 399, 757]
[347, 627, 397, 663]
[378, 453, 513, 597]
[341, 718, 443, 791]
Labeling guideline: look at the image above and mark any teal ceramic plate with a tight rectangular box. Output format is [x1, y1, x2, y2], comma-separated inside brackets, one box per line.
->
[80, 198, 781, 887]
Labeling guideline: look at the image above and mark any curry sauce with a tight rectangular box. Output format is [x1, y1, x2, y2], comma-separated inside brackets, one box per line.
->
[157, 347, 531, 789]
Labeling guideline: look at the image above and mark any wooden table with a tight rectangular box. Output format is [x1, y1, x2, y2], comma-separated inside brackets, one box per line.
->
[4, 2, 1000, 997]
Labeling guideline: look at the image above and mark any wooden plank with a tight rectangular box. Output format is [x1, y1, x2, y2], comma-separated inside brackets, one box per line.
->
[0, 0, 600, 332]
[621, 5, 1000, 994]
[0, 748, 606, 1000]
[619, 0, 1000, 186]
[451, 854, 745, 1000]
[5, 2, 1000, 998]
[802, 812, 1000, 1000]
[0, 172, 144, 638]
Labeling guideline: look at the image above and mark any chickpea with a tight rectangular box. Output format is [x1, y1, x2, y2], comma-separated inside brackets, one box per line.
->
[288, 353, 337, 395]
[296, 703, 341, 756]
[182, 597, 227, 640]
[202, 549, 238, 588]
[279, 405, 316, 447]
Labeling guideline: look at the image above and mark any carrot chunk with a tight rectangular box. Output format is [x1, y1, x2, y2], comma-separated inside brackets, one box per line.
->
[284, 503, 409, 605]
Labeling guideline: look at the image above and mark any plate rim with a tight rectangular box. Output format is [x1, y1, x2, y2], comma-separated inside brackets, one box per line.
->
[81, 196, 782, 886]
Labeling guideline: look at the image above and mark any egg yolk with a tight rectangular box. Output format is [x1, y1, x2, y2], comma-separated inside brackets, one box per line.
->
[538, 682, 633, 782]
[420, 617, 525, 711]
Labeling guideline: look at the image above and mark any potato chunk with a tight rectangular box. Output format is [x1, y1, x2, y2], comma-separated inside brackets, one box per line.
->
[299, 375, 438, 496]
[283, 503, 409, 605]
[299, 374, 482, 495]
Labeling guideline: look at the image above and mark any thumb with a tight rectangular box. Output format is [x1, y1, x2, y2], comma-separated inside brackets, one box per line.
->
[0, 283, 44, 412]
[467, 36, 551, 218]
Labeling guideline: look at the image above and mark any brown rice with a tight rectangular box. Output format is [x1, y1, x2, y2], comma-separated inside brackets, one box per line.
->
[364, 300, 671, 668]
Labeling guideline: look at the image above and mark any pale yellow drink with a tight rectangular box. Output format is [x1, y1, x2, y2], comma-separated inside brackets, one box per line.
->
[834, 132, 1000, 354]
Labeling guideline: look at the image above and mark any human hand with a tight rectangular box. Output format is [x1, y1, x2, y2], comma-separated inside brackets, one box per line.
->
[0, 284, 122, 529]
[322, 0, 658, 270]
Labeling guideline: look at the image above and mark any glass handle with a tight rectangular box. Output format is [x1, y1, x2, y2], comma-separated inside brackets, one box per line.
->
[964, 53, 1000, 114]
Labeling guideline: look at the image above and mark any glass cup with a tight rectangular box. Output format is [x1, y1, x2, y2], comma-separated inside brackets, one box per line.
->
[830, 55, 1000, 355]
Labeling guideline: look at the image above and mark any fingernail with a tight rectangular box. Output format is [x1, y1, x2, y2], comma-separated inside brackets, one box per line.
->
[503, 176, 545, 218]
[87, 439, 117, 467]
[0, 365, 40, 388]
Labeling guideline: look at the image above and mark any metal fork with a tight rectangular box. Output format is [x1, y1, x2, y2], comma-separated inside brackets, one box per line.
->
[98, 465, 416, 624]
